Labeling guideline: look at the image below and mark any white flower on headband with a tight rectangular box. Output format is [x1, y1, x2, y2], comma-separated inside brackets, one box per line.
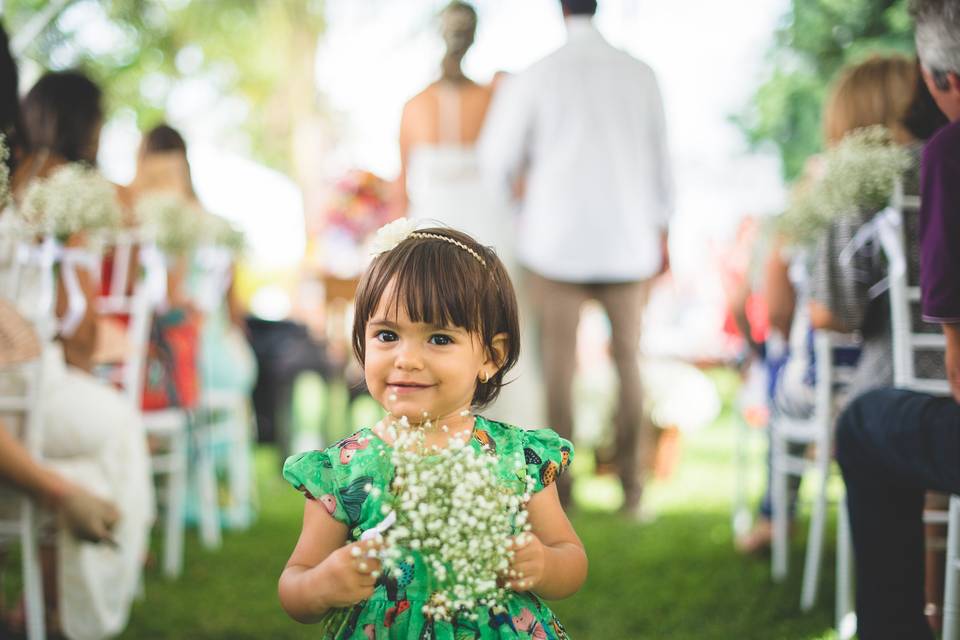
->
[369, 217, 418, 255]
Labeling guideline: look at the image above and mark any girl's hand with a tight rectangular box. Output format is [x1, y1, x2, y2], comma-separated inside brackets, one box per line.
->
[505, 533, 546, 592]
[317, 539, 382, 608]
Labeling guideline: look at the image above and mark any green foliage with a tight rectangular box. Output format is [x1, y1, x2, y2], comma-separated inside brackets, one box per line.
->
[737, 0, 914, 181]
[4, 0, 325, 173]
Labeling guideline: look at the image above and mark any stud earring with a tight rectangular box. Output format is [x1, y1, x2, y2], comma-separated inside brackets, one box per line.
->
[480, 371, 489, 384]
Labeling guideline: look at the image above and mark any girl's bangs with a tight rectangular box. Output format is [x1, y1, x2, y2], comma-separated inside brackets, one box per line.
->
[372, 246, 485, 334]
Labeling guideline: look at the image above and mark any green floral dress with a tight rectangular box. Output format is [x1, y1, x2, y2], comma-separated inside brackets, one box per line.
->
[283, 416, 574, 639]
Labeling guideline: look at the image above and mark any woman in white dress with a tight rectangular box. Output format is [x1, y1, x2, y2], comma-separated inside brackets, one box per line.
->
[397, 1, 545, 428]
[2, 68, 154, 639]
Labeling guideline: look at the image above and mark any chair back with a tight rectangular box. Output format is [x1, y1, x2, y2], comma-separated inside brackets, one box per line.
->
[95, 232, 166, 407]
[886, 180, 950, 395]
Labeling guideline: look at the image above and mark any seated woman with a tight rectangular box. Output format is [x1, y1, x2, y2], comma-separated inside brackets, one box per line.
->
[129, 124, 257, 403]
[737, 54, 922, 553]
[808, 59, 949, 630]
[129, 124, 258, 526]
[1, 66, 154, 638]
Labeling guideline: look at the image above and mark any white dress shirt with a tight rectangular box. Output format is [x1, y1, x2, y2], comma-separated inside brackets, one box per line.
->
[478, 17, 674, 283]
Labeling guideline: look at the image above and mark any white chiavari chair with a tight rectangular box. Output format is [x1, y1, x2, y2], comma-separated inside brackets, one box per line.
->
[97, 232, 190, 578]
[770, 329, 858, 613]
[0, 236, 58, 640]
[834, 180, 957, 638]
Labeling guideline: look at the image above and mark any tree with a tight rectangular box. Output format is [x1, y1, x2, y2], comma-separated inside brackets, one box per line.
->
[736, 0, 914, 181]
[4, 0, 326, 176]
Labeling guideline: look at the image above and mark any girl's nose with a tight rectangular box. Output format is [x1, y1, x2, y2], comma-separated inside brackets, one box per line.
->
[394, 343, 423, 370]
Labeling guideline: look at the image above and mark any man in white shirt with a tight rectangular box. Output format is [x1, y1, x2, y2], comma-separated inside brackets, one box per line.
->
[479, 0, 673, 511]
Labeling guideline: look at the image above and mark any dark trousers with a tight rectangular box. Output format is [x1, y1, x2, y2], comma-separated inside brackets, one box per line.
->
[836, 388, 960, 640]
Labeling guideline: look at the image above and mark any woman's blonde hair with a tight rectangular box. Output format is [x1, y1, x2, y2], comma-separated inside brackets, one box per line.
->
[822, 54, 917, 146]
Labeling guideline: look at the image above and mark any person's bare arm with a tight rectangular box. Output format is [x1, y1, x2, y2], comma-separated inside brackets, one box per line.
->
[0, 423, 119, 542]
[944, 323, 960, 404]
[57, 233, 99, 372]
[809, 300, 850, 333]
[506, 483, 587, 601]
[763, 239, 796, 338]
[395, 100, 416, 217]
[278, 499, 381, 623]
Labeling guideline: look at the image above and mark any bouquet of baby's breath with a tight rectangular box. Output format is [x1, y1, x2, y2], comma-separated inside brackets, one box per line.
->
[135, 194, 245, 255]
[778, 125, 911, 246]
[0, 134, 10, 209]
[371, 417, 533, 622]
[199, 212, 246, 253]
[134, 194, 206, 254]
[17, 163, 122, 239]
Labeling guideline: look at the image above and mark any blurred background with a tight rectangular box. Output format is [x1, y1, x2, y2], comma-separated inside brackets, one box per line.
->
[0, 0, 919, 638]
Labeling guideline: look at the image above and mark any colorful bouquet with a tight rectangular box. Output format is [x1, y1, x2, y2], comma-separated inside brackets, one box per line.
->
[778, 125, 911, 246]
[324, 170, 393, 243]
[372, 417, 533, 622]
[16, 163, 122, 239]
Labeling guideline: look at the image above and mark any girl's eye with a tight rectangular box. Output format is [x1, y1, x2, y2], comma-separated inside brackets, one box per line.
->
[429, 334, 453, 346]
[374, 330, 398, 342]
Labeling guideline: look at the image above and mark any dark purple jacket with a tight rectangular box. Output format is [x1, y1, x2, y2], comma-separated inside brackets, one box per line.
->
[920, 118, 960, 324]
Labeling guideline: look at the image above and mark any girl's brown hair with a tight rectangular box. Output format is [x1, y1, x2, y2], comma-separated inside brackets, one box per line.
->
[352, 227, 520, 409]
[823, 54, 916, 146]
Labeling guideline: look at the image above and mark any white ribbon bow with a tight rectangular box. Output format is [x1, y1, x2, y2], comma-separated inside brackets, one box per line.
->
[56, 246, 99, 338]
[138, 242, 169, 310]
[838, 205, 905, 299]
[360, 510, 396, 542]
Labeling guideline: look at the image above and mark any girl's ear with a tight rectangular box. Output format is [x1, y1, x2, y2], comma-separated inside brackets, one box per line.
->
[485, 332, 510, 372]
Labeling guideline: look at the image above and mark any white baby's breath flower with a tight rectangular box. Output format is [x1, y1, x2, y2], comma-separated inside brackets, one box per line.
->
[376, 417, 529, 621]
[18, 163, 121, 238]
[779, 125, 911, 246]
[133, 194, 205, 254]
[368, 217, 417, 255]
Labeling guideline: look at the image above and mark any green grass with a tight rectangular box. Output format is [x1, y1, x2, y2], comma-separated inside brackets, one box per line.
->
[121, 401, 840, 639]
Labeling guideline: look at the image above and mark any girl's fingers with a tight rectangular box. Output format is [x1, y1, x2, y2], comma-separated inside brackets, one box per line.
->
[506, 578, 532, 591]
[355, 557, 382, 575]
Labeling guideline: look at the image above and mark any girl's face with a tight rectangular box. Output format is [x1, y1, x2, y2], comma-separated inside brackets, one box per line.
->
[364, 285, 499, 430]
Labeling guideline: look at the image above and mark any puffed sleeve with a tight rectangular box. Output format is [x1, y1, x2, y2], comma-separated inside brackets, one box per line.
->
[283, 450, 351, 527]
[520, 428, 574, 493]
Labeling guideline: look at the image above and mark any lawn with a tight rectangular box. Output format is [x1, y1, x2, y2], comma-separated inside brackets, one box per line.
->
[121, 385, 840, 639]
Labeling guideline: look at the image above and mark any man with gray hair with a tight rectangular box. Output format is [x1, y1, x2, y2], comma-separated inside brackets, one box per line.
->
[834, 1, 960, 637]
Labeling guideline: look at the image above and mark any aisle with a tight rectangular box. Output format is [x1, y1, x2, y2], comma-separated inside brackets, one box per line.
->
[121, 387, 838, 639]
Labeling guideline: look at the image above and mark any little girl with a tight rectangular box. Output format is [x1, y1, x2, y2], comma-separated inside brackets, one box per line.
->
[279, 223, 587, 638]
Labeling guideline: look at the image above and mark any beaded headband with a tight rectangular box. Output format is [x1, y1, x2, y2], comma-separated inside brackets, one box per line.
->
[369, 219, 486, 267]
[408, 232, 486, 267]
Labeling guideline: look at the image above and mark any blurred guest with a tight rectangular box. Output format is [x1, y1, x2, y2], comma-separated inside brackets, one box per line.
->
[736, 54, 923, 553]
[400, 1, 545, 428]
[835, 1, 960, 637]
[0, 56, 153, 640]
[479, 0, 673, 511]
[131, 123, 257, 405]
[0, 298, 120, 545]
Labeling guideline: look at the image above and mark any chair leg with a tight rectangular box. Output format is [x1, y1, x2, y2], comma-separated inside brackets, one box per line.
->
[20, 500, 45, 640]
[226, 405, 254, 530]
[771, 425, 789, 581]
[836, 494, 857, 639]
[942, 496, 960, 640]
[801, 447, 831, 610]
[732, 414, 753, 537]
[163, 431, 188, 579]
[194, 422, 222, 550]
